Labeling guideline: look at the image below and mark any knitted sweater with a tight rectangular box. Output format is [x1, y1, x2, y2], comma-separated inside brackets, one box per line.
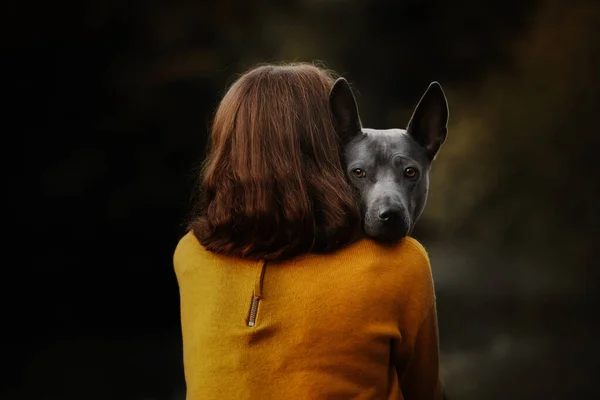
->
[173, 231, 442, 400]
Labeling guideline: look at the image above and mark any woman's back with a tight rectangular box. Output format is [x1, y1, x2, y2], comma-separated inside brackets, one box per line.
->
[175, 62, 442, 399]
[174, 232, 441, 400]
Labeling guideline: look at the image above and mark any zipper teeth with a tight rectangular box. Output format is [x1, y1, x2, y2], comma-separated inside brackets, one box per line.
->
[247, 296, 260, 327]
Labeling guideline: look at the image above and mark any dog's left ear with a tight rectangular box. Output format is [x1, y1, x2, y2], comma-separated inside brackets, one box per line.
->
[406, 81, 449, 160]
[329, 77, 362, 143]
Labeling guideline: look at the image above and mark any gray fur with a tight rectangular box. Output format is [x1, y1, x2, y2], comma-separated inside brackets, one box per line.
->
[330, 79, 449, 241]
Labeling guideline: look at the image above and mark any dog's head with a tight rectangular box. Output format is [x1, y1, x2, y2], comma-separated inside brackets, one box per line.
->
[330, 78, 449, 242]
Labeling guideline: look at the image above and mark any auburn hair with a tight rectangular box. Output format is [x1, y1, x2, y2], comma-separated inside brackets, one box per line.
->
[188, 63, 362, 261]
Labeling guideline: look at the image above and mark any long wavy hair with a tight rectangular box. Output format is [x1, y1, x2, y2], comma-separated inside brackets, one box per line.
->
[189, 63, 361, 261]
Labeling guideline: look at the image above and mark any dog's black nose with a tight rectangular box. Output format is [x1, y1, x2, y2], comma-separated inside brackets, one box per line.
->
[378, 207, 402, 221]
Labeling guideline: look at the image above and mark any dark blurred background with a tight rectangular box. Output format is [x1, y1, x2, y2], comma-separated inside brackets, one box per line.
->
[5, 0, 599, 398]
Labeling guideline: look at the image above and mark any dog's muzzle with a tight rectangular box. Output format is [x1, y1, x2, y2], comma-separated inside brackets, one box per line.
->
[364, 204, 410, 241]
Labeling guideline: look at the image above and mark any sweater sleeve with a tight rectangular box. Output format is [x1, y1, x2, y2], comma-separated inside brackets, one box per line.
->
[398, 303, 443, 400]
[393, 237, 443, 400]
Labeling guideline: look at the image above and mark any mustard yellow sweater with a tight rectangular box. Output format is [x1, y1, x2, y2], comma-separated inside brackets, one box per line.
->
[174, 231, 442, 400]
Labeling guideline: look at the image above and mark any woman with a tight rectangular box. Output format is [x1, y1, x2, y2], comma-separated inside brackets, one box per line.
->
[174, 63, 442, 399]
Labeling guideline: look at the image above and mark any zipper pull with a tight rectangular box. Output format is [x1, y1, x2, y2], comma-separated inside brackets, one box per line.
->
[247, 260, 266, 327]
[247, 295, 260, 327]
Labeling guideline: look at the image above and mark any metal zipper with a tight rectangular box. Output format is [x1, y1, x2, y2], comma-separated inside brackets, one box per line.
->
[247, 296, 260, 327]
[247, 260, 266, 327]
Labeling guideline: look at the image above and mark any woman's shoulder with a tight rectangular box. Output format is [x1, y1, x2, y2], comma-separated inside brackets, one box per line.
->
[174, 230, 201, 256]
[173, 231, 212, 277]
[342, 236, 431, 269]
[339, 236, 435, 294]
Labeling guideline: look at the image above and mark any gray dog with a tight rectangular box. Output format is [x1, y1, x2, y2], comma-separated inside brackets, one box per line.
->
[329, 78, 449, 242]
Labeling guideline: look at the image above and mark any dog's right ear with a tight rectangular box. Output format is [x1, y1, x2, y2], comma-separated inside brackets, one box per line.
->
[329, 77, 362, 142]
[406, 81, 449, 160]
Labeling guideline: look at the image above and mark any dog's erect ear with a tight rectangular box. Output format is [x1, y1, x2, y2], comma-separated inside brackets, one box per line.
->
[406, 81, 449, 160]
[329, 77, 362, 142]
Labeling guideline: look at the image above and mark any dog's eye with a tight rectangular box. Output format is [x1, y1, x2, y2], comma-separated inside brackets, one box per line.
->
[352, 168, 366, 178]
[404, 167, 418, 179]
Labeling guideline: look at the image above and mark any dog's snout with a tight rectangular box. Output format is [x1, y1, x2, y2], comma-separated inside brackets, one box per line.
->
[364, 200, 410, 241]
[378, 206, 402, 221]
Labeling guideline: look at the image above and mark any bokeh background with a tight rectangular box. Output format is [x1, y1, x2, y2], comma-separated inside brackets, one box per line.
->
[6, 0, 599, 398]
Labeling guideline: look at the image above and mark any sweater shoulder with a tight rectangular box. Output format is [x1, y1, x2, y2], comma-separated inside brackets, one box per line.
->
[345, 237, 435, 309]
[391, 236, 433, 286]
[173, 231, 210, 279]
[345, 236, 432, 273]
[398, 236, 432, 273]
